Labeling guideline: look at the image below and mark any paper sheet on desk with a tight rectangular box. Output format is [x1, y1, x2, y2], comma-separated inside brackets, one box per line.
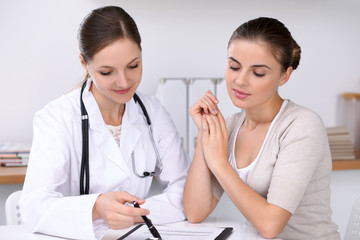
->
[119, 224, 229, 240]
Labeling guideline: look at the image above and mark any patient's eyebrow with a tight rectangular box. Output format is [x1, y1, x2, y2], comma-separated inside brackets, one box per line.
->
[252, 64, 271, 70]
[229, 56, 271, 69]
[229, 57, 240, 64]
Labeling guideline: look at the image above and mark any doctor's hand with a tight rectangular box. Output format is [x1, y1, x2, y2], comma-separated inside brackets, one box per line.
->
[201, 110, 229, 170]
[92, 191, 149, 229]
[189, 90, 219, 129]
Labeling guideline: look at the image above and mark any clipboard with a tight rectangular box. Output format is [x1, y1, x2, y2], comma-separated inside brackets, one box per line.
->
[117, 224, 233, 240]
[215, 227, 233, 240]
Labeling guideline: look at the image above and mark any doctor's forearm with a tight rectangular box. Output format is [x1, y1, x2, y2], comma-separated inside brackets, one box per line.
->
[183, 134, 217, 223]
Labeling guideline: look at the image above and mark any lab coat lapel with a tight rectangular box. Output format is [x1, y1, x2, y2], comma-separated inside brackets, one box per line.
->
[82, 80, 131, 176]
[120, 97, 141, 164]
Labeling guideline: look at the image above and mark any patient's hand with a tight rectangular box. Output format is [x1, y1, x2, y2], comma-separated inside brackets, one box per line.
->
[201, 110, 229, 170]
[189, 90, 219, 129]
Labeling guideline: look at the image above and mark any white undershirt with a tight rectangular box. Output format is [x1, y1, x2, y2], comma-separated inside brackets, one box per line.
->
[107, 125, 122, 147]
[230, 100, 289, 183]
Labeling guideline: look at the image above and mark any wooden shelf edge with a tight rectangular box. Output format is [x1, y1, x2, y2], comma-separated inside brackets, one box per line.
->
[0, 166, 27, 184]
[332, 159, 360, 170]
[0, 175, 25, 184]
[332, 150, 360, 171]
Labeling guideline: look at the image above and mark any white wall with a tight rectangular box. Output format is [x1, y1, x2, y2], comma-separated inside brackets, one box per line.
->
[1, 0, 360, 238]
[1, 0, 360, 143]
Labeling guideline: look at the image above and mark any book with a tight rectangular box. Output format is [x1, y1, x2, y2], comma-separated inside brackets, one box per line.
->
[0, 143, 31, 166]
[0, 143, 31, 153]
[326, 126, 350, 135]
[0, 153, 18, 158]
[326, 126, 356, 160]
[1, 162, 28, 167]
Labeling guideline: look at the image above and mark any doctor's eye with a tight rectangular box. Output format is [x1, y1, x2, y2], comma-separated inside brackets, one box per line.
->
[129, 63, 139, 69]
[100, 71, 112, 76]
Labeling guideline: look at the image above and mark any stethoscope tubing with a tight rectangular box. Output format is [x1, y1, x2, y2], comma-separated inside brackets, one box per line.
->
[80, 81, 90, 195]
[79, 81, 162, 194]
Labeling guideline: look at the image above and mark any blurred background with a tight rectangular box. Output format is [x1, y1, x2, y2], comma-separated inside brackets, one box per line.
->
[1, 0, 360, 238]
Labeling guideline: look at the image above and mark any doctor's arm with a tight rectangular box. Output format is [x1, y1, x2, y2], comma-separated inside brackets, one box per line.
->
[20, 109, 106, 239]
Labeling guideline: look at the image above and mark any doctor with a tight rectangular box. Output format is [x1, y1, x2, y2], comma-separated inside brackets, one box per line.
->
[20, 6, 189, 240]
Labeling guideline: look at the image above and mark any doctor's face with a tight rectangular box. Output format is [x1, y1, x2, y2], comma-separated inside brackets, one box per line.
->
[82, 37, 142, 105]
[225, 39, 290, 110]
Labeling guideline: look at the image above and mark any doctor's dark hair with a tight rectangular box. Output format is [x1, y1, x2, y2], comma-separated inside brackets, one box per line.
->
[228, 17, 301, 71]
[78, 6, 141, 73]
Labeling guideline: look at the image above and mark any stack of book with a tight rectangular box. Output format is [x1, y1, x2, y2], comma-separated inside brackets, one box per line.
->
[327, 126, 356, 160]
[0, 143, 31, 166]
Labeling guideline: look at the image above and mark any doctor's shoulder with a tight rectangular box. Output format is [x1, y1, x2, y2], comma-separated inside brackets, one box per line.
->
[33, 88, 81, 126]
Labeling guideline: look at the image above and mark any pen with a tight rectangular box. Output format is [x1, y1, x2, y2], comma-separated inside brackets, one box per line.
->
[132, 201, 162, 239]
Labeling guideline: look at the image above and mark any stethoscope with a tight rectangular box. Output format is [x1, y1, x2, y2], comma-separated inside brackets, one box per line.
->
[79, 81, 163, 195]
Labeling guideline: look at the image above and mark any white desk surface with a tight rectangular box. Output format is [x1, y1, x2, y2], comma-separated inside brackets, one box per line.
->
[0, 216, 276, 240]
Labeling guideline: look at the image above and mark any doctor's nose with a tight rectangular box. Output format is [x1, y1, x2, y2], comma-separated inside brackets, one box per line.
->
[114, 71, 129, 88]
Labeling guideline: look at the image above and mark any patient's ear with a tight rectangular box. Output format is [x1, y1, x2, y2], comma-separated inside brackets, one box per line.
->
[279, 67, 293, 86]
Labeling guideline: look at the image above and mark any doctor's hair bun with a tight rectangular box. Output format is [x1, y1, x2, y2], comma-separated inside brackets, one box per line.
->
[78, 6, 142, 63]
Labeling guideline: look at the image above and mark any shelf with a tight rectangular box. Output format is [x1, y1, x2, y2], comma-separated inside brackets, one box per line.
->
[0, 166, 27, 184]
[332, 150, 360, 171]
[0, 151, 358, 184]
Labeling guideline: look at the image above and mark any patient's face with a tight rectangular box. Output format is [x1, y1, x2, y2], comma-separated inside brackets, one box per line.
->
[225, 39, 286, 110]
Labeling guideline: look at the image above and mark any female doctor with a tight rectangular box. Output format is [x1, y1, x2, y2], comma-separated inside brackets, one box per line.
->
[19, 6, 189, 240]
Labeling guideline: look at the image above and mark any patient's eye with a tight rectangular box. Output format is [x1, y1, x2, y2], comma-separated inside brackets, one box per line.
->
[253, 72, 265, 77]
[229, 62, 240, 71]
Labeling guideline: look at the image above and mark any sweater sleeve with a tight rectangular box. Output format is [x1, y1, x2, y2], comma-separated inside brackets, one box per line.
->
[266, 110, 329, 213]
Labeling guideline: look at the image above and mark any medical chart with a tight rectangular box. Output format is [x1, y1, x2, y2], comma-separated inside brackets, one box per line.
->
[119, 224, 232, 240]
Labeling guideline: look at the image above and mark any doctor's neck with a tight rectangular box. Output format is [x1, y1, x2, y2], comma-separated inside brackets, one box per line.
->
[90, 84, 126, 126]
[101, 104, 125, 126]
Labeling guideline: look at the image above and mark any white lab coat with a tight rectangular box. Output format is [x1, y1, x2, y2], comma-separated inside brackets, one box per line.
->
[19, 79, 189, 240]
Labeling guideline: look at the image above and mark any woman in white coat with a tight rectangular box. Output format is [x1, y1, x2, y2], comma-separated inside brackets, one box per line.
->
[19, 6, 189, 240]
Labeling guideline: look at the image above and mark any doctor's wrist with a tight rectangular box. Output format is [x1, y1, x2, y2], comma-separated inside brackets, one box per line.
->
[92, 194, 103, 221]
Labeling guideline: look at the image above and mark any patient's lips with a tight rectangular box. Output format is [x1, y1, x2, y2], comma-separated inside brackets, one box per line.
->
[234, 89, 250, 99]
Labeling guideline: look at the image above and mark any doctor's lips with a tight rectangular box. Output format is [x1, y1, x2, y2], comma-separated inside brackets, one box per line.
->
[234, 89, 251, 99]
[113, 87, 131, 94]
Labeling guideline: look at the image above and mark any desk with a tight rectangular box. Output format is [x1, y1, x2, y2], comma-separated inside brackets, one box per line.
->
[0, 166, 27, 184]
[0, 217, 275, 240]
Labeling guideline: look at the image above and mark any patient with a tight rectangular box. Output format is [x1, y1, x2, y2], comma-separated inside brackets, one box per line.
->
[183, 17, 340, 240]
